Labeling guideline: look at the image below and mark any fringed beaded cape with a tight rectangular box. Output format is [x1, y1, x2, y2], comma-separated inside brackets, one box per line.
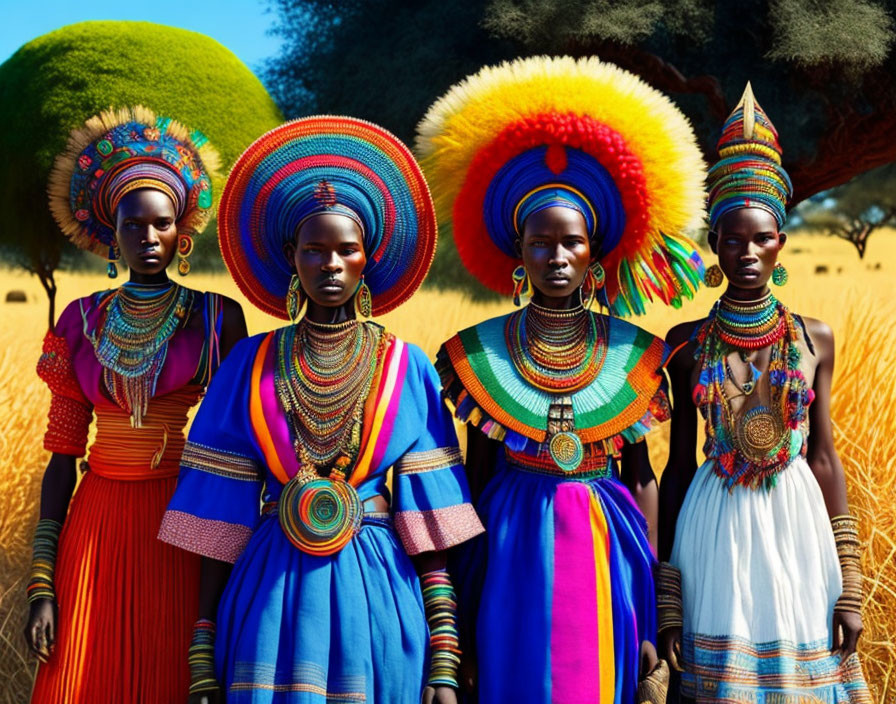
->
[438, 312, 669, 455]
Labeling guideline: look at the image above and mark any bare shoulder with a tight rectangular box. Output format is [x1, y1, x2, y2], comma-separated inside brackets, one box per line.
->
[797, 315, 834, 355]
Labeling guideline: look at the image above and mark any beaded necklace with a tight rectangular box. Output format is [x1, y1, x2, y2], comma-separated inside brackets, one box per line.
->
[87, 281, 193, 427]
[275, 319, 383, 476]
[505, 302, 608, 472]
[505, 302, 607, 393]
[715, 292, 784, 350]
[693, 293, 813, 489]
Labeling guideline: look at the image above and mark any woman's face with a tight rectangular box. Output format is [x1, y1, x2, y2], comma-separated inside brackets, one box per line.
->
[292, 213, 367, 309]
[710, 207, 786, 291]
[114, 189, 179, 275]
[519, 206, 592, 303]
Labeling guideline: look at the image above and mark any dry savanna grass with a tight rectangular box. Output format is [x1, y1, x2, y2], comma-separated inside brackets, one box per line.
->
[0, 232, 894, 702]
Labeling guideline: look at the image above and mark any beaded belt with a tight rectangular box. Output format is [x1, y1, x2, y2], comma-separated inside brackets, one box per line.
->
[505, 447, 613, 480]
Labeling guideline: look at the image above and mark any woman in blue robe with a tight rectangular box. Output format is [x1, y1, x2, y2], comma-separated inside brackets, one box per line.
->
[159, 117, 483, 704]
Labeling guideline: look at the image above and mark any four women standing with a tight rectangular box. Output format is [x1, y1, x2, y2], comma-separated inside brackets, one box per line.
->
[25, 67, 871, 704]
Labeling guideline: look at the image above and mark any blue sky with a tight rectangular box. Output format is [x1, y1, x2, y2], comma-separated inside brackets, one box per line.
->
[0, 0, 282, 73]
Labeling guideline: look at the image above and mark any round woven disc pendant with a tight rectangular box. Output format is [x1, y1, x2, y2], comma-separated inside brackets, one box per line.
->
[736, 406, 786, 463]
[278, 473, 363, 556]
[549, 431, 584, 472]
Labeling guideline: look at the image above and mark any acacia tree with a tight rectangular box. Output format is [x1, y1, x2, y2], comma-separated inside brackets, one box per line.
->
[793, 164, 896, 258]
[0, 21, 283, 328]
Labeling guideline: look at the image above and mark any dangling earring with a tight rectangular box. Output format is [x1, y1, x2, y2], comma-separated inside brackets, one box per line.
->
[704, 264, 724, 288]
[355, 276, 372, 317]
[581, 261, 605, 308]
[511, 265, 532, 307]
[771, 262, 788, 286]
[177, 234, 193, 276]
[286, 274, 305, 322]
[106, 245, 120, 279]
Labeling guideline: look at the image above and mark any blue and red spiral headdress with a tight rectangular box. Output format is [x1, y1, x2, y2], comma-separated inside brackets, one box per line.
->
[707, 83, 793, 229]
[415, 56, 707, 316]
[48, 106, 219, 258]
[218, 117, 437, 318]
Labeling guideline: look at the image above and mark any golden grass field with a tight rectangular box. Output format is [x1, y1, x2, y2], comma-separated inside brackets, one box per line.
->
[1, 232, 894, 702]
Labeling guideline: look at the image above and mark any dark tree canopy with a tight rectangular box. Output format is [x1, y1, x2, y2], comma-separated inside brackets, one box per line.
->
[483, 0, 896, 203]
[265, 0, 896, 203]
[0, 21, 283, 326]
[262, 0, 896, 289]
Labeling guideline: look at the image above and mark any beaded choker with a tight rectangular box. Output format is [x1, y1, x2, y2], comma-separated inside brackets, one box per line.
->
[87, 281, 193, 427]
[275, 319, 384, 475]
[715, 292, 784, 350]
[506, 302, 606, 393]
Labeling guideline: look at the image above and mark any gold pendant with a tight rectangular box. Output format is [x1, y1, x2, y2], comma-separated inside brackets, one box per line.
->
[549, 431, 584, 472]
[735, 406, 786, 462]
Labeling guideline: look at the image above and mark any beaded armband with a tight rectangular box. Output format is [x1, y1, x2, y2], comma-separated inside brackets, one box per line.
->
[421, 569, 461, 689]
[655, 562, 683, 634]
[188, 619, 218, 695]
[27, 519, 62, 603]
[831, 515, 863, 615]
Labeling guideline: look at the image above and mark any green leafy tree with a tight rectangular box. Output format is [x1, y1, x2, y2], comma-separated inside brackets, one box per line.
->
[0, 21, 283, 327]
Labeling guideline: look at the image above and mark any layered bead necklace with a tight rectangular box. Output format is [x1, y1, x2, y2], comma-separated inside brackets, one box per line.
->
[275, 318, 383, 475]
[506, 301, 607, 472]
[89, 281, 193, 427]
[693, 292, 812, 489]
[506, 301, 606, 393]
[714, 292, 785, 350]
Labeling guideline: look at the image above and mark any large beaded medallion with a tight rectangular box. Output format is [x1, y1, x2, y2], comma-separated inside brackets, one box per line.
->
[278, 471, 363, 556]
[548, 430, 585, 472]
[735, 406, 787, 463]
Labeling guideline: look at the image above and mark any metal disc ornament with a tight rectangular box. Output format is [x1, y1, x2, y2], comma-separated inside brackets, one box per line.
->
[548, 431, 584, 472]
[278, 473, 363, 556]
[736, 406, 786, 463]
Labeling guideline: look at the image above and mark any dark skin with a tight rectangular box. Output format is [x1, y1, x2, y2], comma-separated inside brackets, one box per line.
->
[460, 206, 661, 695]
[193, 213, 456, 704]
[24, 188, 247, 666]
[659, 206, 860, 671]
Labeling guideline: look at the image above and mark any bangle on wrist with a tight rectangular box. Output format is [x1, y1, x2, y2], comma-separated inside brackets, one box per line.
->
[655, 561, 683, 634]
[27, 519, 62, 604]
[189, 618, 218, 694]
[421, 568, 461, 689]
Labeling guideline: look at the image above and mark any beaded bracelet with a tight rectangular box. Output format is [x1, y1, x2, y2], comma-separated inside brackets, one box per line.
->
[655, 562, 683, 634]
[831, 515, 863, 615]
[188, 619, 218, 695]
[27, 519, 62, 604]
[420, 569, 461, 689]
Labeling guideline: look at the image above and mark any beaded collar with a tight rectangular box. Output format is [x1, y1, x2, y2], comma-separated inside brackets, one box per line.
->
[439, 312, 668, 459]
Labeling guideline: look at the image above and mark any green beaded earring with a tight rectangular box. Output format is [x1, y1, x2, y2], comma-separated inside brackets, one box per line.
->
[771, 262, 788, 286]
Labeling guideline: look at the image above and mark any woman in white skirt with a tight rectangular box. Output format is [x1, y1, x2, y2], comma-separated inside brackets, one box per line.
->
[658, 84, 872, 703]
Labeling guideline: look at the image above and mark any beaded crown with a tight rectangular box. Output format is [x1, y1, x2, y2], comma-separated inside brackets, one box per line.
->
[47, 106, 220, 257]
[707, 83, 793, 229]
[218, 116, 437, 318]
[415, 55, 707, 316]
